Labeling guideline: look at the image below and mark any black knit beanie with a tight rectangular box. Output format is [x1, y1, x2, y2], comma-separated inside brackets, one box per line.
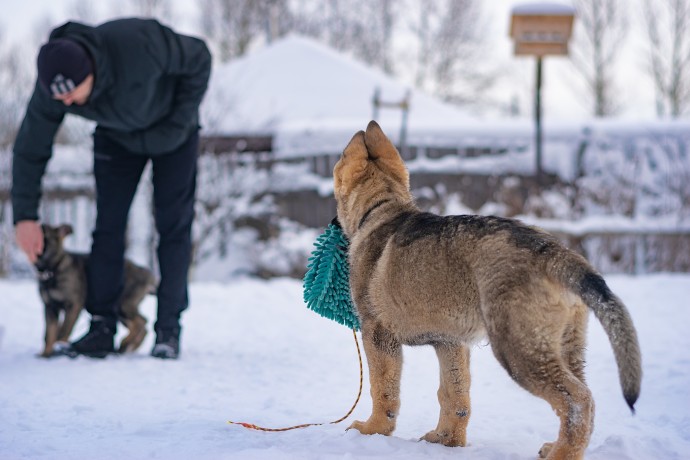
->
[37, 38, 93, 96]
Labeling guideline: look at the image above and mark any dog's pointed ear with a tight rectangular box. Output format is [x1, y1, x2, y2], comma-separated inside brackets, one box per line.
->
[334, 130, 367, 192]
[343, 130, 367, 162]
[364, 120, 399, 161]
[58, 224, 73, 238]
[364, 120, 409, 188]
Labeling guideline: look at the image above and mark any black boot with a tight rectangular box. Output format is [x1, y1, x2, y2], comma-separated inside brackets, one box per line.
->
[69, 316, 116, 358]
[151, 327, 180, 360]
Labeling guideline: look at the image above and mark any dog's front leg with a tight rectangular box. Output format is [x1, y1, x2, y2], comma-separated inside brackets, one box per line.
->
[421, 343, 471, 447]
[57, 303, 80, 344]
[348, 323, 402, 436]
[41, 306, 60, 358]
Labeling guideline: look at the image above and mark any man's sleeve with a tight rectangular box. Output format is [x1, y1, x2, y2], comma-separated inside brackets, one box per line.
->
[11, 83, 65, 224]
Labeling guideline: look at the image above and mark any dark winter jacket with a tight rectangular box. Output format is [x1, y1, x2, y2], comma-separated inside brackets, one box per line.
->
[12, 18, 212, 223]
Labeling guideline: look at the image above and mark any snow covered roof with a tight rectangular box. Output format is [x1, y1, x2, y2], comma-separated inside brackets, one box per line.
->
[511, 2, 576, 15]
[199, 34, 690, 159]
[201, 35, 472, 138]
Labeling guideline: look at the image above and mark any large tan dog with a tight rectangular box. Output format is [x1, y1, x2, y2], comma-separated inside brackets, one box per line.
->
[333, 121, 641, 460]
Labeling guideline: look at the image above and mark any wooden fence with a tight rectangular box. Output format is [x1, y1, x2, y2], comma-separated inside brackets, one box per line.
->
[1, 137, 689, 277]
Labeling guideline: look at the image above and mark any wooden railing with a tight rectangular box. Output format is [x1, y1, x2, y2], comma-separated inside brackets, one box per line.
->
[1, 133, 689, 277]
[2, 184, 688, 277]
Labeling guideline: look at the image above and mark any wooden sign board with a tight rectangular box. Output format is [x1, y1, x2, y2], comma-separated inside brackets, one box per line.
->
[510, 3, 575, 56]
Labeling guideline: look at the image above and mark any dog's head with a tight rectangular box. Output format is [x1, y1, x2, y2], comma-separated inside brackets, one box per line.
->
[333, 121, 412, 236]
[37, 224, 73, 267]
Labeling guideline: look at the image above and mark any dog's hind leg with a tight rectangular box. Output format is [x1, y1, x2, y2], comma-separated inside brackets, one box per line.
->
[348, 323, 402, 436]
[535, 370, 593, 460]
[421, 343, 471, 447]
[492, 332, 593, 460]
[561, 304, 588, 383]
[559, 304, 595, 444]
[118, 314, 147, 353]
[117, 279, 150, 353]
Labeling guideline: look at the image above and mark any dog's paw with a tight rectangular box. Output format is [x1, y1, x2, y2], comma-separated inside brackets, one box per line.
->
[539, 442, 554, 458]
[38, 342, 68, 358]
[53, 341, 70, 352]
[45, 342, 78, 359]
[347, 420, 373, 434]
[347, 419, 394, 436]
[420, 429, 466, 447]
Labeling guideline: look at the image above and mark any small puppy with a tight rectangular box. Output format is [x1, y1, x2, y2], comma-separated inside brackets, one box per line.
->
[35, 224, 156, 357]
[334, 122, 641, 460]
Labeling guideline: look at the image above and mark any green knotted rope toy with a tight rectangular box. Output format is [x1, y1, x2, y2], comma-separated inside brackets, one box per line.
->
[303, 218, 360, 331]
[228, 220, 362, 432]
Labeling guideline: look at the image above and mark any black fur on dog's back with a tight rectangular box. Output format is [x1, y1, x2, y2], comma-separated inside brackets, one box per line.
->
[366, 211, 642, 411]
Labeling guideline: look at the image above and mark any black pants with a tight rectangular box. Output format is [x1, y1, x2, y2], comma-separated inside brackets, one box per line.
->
[87, 131, 198, 333]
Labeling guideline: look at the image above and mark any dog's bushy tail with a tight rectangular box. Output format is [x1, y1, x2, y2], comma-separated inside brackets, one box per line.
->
[549, 254, 642, 412]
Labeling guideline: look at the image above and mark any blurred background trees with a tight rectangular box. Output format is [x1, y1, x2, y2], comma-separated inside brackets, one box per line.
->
[197, 0, 499, 111]
[643, 0, 690, 118]
[200, 0, 292, 63]
[0, 32, 32, 149]
[570, 0, 628, 117]
[0, 0, 689, 150]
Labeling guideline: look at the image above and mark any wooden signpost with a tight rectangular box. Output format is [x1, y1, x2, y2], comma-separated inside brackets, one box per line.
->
[510, 3, 575, 184]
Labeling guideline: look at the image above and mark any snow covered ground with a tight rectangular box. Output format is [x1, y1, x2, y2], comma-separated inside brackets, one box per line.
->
[1, 274, 689, 460]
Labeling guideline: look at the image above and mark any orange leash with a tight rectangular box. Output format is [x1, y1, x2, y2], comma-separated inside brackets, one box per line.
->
[228, 328, 363, 432]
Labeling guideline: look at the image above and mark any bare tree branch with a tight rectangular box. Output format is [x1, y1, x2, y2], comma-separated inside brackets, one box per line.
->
[407, 0, 496, 107]
[643, 0, 690, 117]
[200, 0, 292, 63]
[570, 0, 628, 117]
[288, 0, 399, 75]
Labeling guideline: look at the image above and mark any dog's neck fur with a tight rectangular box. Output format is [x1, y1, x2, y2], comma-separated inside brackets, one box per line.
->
[358, 199, 392, 229]
[35, 250, 69, 280]
[350, 194, 416, 238]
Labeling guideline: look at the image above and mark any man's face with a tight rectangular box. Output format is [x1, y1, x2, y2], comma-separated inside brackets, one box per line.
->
[53, 74, 94, 106]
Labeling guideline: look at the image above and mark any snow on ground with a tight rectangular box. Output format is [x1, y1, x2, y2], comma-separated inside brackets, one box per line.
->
[1, 275, 689, 460]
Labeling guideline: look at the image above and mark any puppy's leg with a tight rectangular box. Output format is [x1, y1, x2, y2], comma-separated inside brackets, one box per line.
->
[41, 306, 59, 358]
[118, 314, 147, 353]
[557, 304, 595, 447]
[348, 323, 402, 436]
[492, 331, 593, 460]
[421, 343, 471, 447]
[117, 281, 149, 353]
[561, 304, 588, 383]
[57, 304, 81, 343]
[535, 371, 593, 460]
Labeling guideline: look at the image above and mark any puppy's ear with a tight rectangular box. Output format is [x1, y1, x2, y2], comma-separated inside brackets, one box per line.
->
[58, 224, 73, 238]
[343, 130, 367, 163]
[364, 120, 409, 189]
[334, 130, 367, 192]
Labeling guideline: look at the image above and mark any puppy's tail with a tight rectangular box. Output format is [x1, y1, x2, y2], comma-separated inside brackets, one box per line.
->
[551, 255, 642, 413]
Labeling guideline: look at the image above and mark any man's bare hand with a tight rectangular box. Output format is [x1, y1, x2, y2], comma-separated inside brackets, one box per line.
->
[15, 220, 43, 264]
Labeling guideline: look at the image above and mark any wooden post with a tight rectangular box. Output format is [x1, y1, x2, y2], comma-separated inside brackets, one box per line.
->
[510, 3, 576, 186]
[535, 56, 543, 184]
[399, 90, 410, 159]
[372, 87, 381, 120]
[371, 87, 411, 158]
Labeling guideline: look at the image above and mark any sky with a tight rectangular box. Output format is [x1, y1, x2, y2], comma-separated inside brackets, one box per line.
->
[0, 0, 661, 122]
